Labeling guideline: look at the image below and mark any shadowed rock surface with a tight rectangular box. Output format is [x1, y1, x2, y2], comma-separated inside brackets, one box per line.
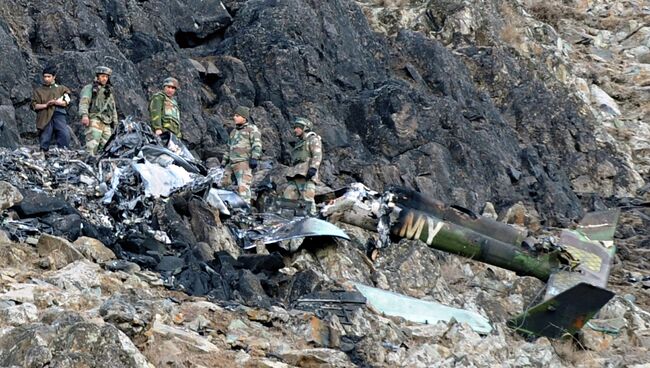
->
[1, 0, 649, 367]
[0, 0, 646, 224]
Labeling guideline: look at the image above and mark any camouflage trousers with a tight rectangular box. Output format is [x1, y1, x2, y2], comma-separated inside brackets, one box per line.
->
[85, 119, 112, 155]
[161, 119, 181, 138]
[222, 161, 253, 204]
[283, 177, 316, 215]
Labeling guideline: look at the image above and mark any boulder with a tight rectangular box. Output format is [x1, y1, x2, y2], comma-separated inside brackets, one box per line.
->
[37, 234, 85, 269]
[72, 236, 116, 263]
[0, 181, 22, 210]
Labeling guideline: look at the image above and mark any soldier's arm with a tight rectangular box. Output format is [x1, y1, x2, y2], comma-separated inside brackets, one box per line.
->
[308, 135, 323, 169]
[149, 94, 163, 130]
[250, 126, 263, 160]
[78, 85, 92, 117]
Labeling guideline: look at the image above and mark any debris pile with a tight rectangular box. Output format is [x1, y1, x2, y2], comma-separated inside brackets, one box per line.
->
[0, 118, 350, 311]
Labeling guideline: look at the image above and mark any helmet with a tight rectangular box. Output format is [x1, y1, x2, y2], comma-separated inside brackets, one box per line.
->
[293, 117, 313, 131]
[234, 105, 250, 119]
[94, 66, 112, 76]
[163, 77, 180, 89]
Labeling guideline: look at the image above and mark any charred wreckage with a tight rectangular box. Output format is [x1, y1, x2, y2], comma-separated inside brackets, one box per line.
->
[0, 118, 621, 339]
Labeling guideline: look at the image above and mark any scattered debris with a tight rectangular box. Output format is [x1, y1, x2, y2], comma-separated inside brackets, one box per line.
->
[321, 184, 622, 338]
[353, 282, 492, 334]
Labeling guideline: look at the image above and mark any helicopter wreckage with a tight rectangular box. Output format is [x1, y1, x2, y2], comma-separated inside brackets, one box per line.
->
[0, 119, 621, 339]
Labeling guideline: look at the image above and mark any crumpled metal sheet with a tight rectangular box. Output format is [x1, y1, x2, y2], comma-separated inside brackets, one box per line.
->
[353, 282, 493, 335]
[133, 160, 198, 198]
[213, 189, 249, 211]
[140, 145, 205, 175]
[206, 188, 230, 215]
[260, 217, 350, 244]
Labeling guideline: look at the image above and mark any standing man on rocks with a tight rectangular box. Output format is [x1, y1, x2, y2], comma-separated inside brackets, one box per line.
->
[283, 117, 322, 215]
[149, 77, 182, 138]
[78, 66, 118, 155]
[31, 66, 72, 152]
[221, 106, 262, 205]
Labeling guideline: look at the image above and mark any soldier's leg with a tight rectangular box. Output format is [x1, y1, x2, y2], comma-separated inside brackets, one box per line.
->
[233, 161, 252, 204]
[39, 120, 54, 151]
[301, 179, 317, 215]
[52, 112, 70, 149]
[84, 119, 105, 155]
[282, 179, 301, 200]
[97, 124, 113, 153]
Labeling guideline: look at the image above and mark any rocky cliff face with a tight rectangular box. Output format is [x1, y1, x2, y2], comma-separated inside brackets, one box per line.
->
[0, 0, 649, 367]
[0, 0, 646, 222]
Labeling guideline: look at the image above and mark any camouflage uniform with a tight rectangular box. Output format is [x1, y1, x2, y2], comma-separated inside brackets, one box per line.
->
[222, 118, 262, 204]
[79, 68, 118, 155]
[149, 77, 182, 137]
[283, 118, 322, 215]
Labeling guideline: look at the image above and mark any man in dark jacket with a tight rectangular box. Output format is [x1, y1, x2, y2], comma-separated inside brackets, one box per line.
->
[31, 66, 71, 152]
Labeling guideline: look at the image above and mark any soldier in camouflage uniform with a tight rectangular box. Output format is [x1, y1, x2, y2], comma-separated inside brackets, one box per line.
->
[79, 66, 118, 155]
[283, 117, 322, 215]
[221, 106, 262, 205]
[149, 77, 182, 137]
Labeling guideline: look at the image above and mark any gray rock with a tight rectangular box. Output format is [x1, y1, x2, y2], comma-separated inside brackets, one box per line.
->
[281, 348, 354, 368]
[99, 293, 153, 338]
[105, 259, 141, 274]
[151, 317, 219, 353]
[0, 321, 150, 367]
[43, 260, 102, 292]
[0, 181, 22, 210]
[189, 58, 207, 74]
[36, 234, 86, 270]
[0, 243, 35, 269]
[72, 236, 116, 263]
[638, 51, 650, 64]
[590, 84, 622, 116]
[0, 230, 10, 244]
[0, 303, 38, 326]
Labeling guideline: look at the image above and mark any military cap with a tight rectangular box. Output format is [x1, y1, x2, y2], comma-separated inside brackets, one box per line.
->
[94, 66, 112, 76]
[163, 77, 180, 89]
[293, 117, 313, 131]
[234, 105, 250, 120]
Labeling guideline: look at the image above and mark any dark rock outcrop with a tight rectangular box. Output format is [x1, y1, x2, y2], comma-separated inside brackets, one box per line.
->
[0, 0, 636, 225]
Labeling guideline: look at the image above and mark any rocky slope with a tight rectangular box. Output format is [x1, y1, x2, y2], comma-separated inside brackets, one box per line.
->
[0, 0, 646, 220]
[357, 0, 649, 195]
[0, 0, 649, 366]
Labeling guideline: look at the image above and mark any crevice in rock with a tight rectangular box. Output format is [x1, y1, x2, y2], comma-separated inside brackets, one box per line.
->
[175, 28, 226, 49]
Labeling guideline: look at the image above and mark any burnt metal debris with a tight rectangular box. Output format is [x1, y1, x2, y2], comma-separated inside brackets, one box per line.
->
[321, 184, 621, 338]
[294, 289, 367, 325]
[0, 118, 350, 310]
[0, 119, 625, 340]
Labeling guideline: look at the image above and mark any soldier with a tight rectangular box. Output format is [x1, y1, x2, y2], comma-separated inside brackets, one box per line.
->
[283, 117, 322, 215]
[221, 106, 262, 205]
[78, 66, 118, 155]
[31, 66, 72, 152]
[149, 77, 182, 138]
